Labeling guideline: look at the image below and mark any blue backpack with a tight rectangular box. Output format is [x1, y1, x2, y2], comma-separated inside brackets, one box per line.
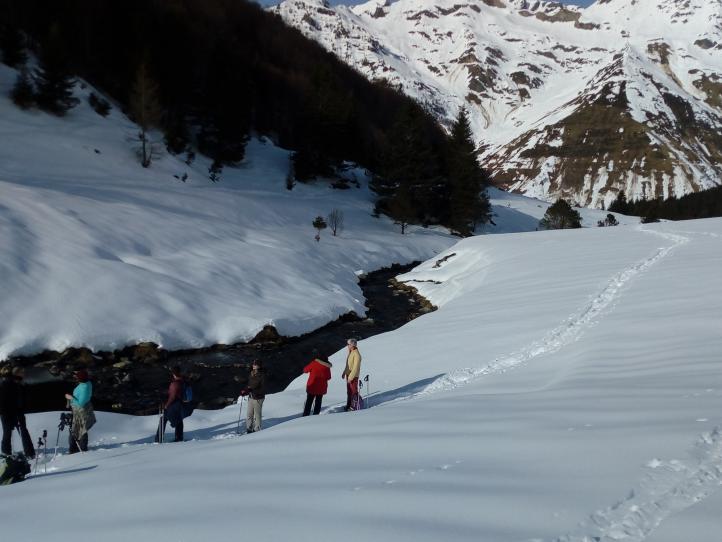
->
[182, 381, 193, 403]
[182, 381, 194, 418]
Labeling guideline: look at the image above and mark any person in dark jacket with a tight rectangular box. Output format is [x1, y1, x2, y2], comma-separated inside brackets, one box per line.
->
[0, 366, 35, 458]
[240, 360, 265, 433]
[302, 353, 332, 416]
[155, 366, 185, 443]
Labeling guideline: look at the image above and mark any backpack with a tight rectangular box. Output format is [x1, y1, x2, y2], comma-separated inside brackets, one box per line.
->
[182, 381, 193, 403]
[0, 453, 31, 485]
[181, 381, 195, 419]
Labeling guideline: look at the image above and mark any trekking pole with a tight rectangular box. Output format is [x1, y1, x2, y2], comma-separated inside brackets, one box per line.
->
[33, 437, 41, 474]
[33, 430, 47, 475]
[53, 416, 63, 459]
[236, 396, 244, 435]
[357, 378, 363, 411]
[157, 404, 164, 444]
[42, 430, 47, 473]
[364, 374, 370, 408]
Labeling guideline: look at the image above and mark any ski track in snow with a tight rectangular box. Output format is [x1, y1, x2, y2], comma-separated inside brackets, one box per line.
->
[397, 227, 691, 400]
[552, 427, 722, 542]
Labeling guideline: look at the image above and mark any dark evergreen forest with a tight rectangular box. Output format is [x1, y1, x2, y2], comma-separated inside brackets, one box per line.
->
[609, 187, 722, 222]
[0, 0, 492, 234]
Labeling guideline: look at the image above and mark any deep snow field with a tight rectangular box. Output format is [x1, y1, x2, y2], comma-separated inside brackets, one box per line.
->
[4, 217, 721, 542]
[2, 63, 720, 541]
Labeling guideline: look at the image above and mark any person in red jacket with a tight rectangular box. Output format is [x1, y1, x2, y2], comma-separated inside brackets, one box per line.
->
[302, 352, 332, 416]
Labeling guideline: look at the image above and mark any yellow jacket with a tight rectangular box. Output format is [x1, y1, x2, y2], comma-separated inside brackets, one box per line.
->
[344, 349, 361, 381]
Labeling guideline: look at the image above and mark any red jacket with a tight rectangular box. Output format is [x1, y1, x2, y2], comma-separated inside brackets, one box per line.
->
[303, 359, 332, 396]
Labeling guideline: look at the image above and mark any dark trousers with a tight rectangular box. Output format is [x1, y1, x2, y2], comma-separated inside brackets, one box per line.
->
[68, 432, 88, 454]
[303, 394, 323, 416]
[155, 417, 183, 443]
[345, 378, 359, 411]
[1, 415, 34, 458]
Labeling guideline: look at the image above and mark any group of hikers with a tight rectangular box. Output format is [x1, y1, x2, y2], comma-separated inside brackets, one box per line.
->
[0, 338, 363, 460]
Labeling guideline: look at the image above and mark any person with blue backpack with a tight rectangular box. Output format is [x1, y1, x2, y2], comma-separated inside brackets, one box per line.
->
[155, 366, 188, 443]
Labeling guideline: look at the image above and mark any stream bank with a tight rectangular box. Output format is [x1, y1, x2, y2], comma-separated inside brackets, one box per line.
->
[10, 263, 435, 415]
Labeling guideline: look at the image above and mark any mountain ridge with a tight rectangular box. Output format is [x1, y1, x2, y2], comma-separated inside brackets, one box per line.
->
[274, 0, 722, 207]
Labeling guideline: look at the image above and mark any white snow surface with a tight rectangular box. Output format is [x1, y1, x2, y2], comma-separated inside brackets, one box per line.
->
[0, 63, 625, 359]
[4, 217, 722, 542]
[3, 56, 720, 542]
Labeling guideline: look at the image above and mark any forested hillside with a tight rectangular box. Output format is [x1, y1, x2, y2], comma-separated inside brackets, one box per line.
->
[0, 0, 491, 233]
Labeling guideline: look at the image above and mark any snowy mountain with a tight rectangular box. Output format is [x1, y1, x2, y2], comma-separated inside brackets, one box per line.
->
[273, 0, 722, 208]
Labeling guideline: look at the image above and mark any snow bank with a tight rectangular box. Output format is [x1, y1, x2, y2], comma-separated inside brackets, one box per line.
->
[0, 63, 456, 358]
[5, 218, 721, 542]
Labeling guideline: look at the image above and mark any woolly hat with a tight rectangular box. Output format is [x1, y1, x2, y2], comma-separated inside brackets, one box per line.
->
[74, 369, 89, 382]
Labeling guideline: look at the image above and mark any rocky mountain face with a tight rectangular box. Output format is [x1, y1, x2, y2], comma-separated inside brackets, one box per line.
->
[274, 0, 722, 207]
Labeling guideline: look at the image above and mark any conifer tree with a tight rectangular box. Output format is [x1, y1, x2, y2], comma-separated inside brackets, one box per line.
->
[374, 103, 446, 228]
[608, 190, 629, 215]
[312, 215, 327, 241]
[11, 68, 35, 109]
[33, 26, 79, 116]
[447, 107, 491, 235]
[129, 60, 162, 167]
[0, 24, 27, 68]
[539, 198, 582, 230]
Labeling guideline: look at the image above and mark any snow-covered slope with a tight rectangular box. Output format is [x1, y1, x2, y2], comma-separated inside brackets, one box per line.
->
[274, 0, 722, 207]
[6, 217, 722, 541]
[0, 63, 456, 359]
[0, 63, 630, 359]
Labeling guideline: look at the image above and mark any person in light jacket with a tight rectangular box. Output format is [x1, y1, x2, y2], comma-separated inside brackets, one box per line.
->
[342, 339, 361, 411]
[302, 353, 332, 416]
[64, 369, 95, 454]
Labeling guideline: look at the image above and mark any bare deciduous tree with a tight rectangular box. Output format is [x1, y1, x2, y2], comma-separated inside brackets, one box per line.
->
[327, 209, 344, 236]
[129, 61, 162, 167]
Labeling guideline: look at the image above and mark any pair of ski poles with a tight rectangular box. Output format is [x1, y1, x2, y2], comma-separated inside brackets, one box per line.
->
[358, 374, 371, 409]
[236, 396, 246, 434]
[32, 429, 48, 475]
[157, 404, 165, 443]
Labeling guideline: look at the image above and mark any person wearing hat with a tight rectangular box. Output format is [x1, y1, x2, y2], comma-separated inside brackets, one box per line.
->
[64, 369, 95, 454]
[342, 338, 362, 411]
[155, 366, 185, 443]
[240, 360, 265, 433]
[302, 352, 332, 416]
[0, 366, 35, 458]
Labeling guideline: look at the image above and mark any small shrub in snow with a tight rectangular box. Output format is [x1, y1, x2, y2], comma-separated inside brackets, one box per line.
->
[312, 216, 327, 241]
[539, 198, 582, 230]
[597, 213, 619, 227]
[208, 159, 223, 182]
[641, 214, 660, 224]
[88, 92, 111, 117]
